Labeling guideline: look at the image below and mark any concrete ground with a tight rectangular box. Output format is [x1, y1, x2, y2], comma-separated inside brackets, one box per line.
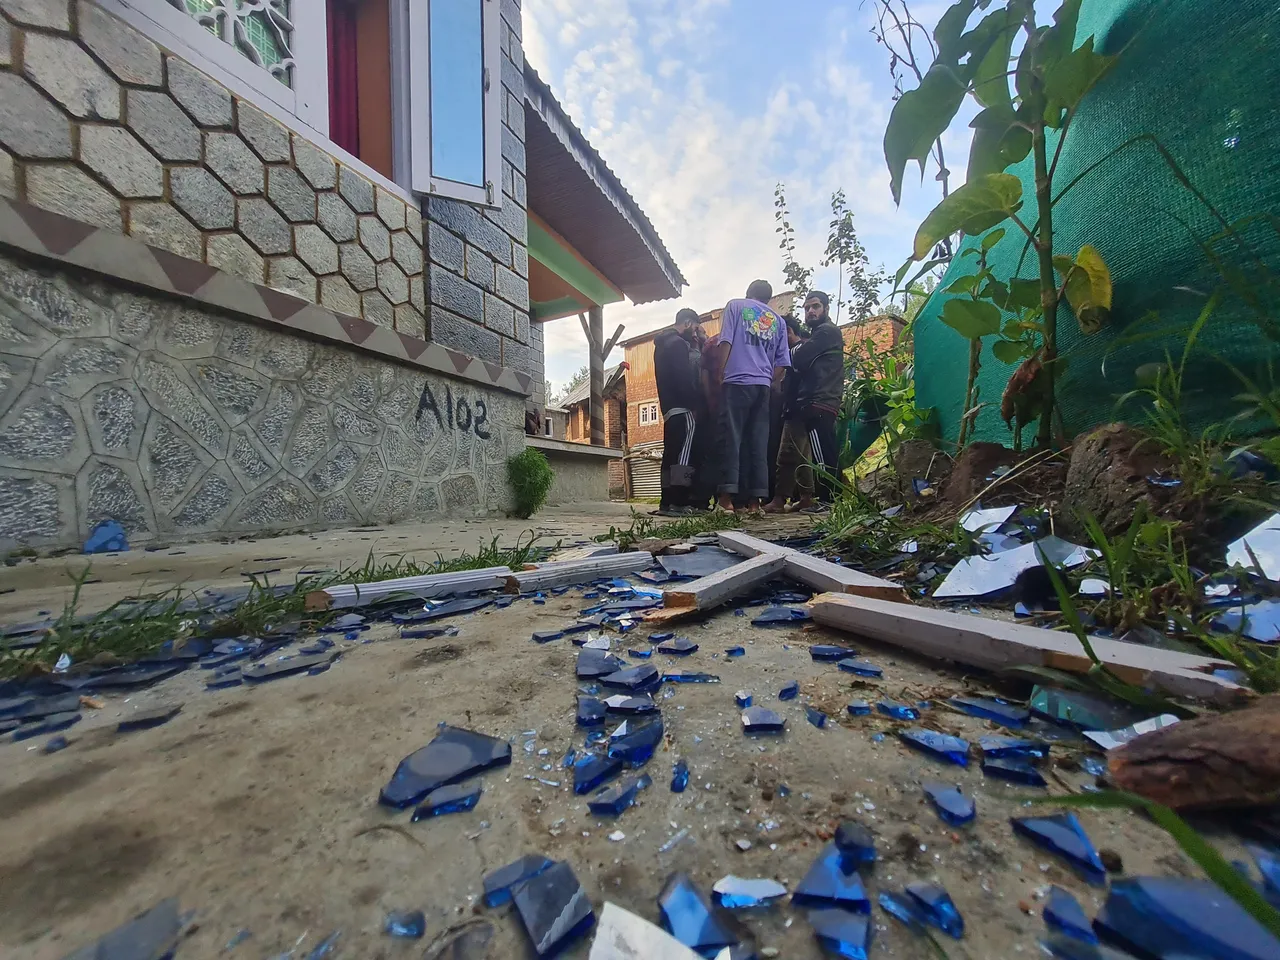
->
[0, 507, 1207, 959]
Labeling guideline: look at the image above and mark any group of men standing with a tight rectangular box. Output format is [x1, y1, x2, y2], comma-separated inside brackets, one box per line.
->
[653, 280, 846, 516]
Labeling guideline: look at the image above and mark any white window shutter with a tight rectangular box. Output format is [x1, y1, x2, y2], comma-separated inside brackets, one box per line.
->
[408, 0, 502, 206]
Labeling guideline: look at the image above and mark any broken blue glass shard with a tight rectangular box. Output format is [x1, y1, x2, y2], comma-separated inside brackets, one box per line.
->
[838, 657, 885, 679]
[561, 748, 577, 769]
[877, 700, 920, 721]
[1044, 886, 1097, 945]
[899, 728, 969, 765]
[878, 890, 927, 932]
[1081, 754, 1107, 777]
[532, 630, 563, 644]
[574, 753, 623, 794]
[379, 726, 512, 808]
[663, 671, 720, 683]
[599, 663, 660, 692]
[412, 781, 481, 820]
[983, 757, 1047, 786]
[482, 853, 554, 907]
[735, 690, 752, 708]
[578, 649, 627, 679]
[1011, 813, 1106, 885]
[71, 662, 188, 690]
[242, 652, 332, 683]
[1030, 685, 1145, 731]
[61, 897, 182, 960]
[792, 842, 871, 911]
[577, 696, 606, 727]
[587, 772, 652, 816]
[1094, 876, 1280, 960]
[805, 706, 827, 729]
[978, 734, 1049, 760]
[628, 648, 652, 659]
[1248, 844, 1280, 901]
[321, 612, 367, 633]
[752, 606, 811, 625]
[5, 692, 79, 720]
[604, 694, 657, 715]
[298, 638, 335, 655]
[400, 626, 454, 639]
[725, 646, 744, 657]
[742, 706, 785, 735]
[583, 636, 612, 651]
[807, 907, 873, 959]
[658, 873, 737, 955]
[810, 645, 857, 662]
[1015, 602, 1035, 618]
[948, 695, 1029, 727]
[12, 711, 81, 741]
[416, 596, 494, 620]
[905, 881, 964, 939]
[43, 734, 69, 753]
[671, 758, 689, 792]
[779, 681, 799, 701]
[846, 700, 871, 716]
[118, 703, 183, 733]
[512, 860, 595, 957]
[713, 875, 787, 909]
[833, 821, 876, 865]
[83, 517, 128, 553]
[923, 782, 976, 826]
[658, 637, 698, 655]
[384, 909, 426, 939]
[650, 632, 674, 642]
[1214, 599, 1280, 643]
[566, 618, 603, 635]
[206, 667, 242, 689]
[933, 536, 1096, 600]
[608, 716, 664, 766]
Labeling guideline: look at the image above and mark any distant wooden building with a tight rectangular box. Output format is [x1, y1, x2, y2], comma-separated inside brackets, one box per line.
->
[560, 364, 628, 497]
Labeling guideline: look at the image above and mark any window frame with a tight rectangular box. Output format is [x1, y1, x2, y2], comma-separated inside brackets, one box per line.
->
[407, 0, 503, 207]
[104, 0, 502, 209]
[639, 402, 659, 426]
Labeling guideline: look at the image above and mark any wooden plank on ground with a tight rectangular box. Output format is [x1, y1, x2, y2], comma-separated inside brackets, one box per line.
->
[782, 553, 906, 602]
[807, 592, 1249, 705]
[661, 552, 787, 611]
[717, 530, 906, 602]
[305, 566, 511, 611]
[506, 552, 655, 592]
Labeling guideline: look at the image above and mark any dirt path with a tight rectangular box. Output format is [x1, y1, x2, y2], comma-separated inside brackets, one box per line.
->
[0, 578, 1205, 958]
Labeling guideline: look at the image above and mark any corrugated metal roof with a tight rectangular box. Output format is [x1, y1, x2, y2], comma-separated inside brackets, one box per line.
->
[524, 65, 685, 305]
[560, 363, 625, 408]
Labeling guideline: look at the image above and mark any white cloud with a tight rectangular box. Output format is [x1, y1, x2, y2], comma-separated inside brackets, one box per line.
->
[525, 0, 958, 395]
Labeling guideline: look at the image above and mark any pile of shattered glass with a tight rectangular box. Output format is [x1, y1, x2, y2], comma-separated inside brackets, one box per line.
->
[19, 533, 1280, 958]
[890, 499, 1280, 652]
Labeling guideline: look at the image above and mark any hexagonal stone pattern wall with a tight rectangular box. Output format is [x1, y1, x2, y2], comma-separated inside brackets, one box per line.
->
[0, 5, 426, 336]
[0, 254, 524, 547]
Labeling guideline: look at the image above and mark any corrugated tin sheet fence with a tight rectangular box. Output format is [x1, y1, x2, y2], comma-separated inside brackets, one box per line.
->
[628, 441, 663, 500]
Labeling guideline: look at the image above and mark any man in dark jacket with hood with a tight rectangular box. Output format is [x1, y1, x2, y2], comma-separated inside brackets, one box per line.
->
[765, 290, 844, 510]
[654, 308, 704, 514]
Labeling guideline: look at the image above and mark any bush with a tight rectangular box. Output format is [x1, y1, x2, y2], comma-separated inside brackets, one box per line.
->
[507, 447, 553, 519]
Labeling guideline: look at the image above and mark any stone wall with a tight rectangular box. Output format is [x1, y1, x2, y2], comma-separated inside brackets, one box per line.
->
[0, 251, 525, 548]
[422, 0, 541, 406]
[0, 0, 429, 336]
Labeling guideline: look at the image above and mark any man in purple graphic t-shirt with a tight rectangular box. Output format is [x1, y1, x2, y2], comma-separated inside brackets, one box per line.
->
[706, 279, 791, 512]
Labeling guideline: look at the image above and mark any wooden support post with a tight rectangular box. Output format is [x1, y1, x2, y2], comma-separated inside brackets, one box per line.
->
[589, 305, 605, 446]
[807, 592, 1248, 704]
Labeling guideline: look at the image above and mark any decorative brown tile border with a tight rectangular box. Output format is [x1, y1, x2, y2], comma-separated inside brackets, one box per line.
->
[0, 197, 534, 398]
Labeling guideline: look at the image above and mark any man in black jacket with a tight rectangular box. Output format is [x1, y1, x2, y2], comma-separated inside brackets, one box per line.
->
[765, 291, 844, 510]
[654, 308, 703, 514]
[798, 291, 846, 503]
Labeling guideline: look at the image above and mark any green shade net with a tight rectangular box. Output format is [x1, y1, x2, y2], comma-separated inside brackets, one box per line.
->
[913, 0, 1280, 446]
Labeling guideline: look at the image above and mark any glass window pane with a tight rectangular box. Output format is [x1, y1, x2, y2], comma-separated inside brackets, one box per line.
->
[429, 0, 485, 187]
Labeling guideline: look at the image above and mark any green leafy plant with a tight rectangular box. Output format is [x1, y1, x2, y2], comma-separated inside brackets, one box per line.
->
[886, 0, 1121, 448]
[1033, 790, 1280, 941]
[593, 509, 742, 550]
[506, 447, 554, 519]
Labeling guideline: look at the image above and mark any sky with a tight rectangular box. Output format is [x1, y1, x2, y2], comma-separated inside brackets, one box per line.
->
[524, 0, 973, 396]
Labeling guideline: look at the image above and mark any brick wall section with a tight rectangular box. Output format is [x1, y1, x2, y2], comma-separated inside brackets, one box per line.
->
[423, 0, 541, 403]
[841, 314, 906, 359]
[604, 395, 623, 448]
[0, 1, 427, 336]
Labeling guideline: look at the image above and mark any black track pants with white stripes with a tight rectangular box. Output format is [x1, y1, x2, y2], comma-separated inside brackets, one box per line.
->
[661, 410, 696, 507]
